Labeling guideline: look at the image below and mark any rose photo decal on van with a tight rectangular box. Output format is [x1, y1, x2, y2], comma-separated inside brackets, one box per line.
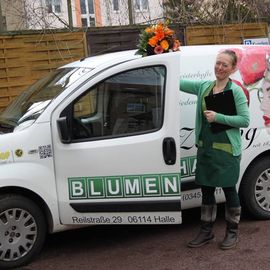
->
[230, 47, 270, 134]
[260, 55, 270, 133]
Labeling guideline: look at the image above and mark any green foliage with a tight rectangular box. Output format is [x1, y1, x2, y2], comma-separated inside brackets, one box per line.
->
[136, 30, 151, 56]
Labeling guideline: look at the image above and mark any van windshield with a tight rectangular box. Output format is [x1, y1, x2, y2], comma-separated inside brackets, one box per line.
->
[0, 67, 92, 132]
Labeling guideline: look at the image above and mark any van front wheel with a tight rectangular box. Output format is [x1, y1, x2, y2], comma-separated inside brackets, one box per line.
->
[240, 157, 270, 219]
[0, 194, 46, 269]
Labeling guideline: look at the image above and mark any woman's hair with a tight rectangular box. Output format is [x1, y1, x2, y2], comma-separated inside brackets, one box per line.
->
[220, 49, 238, 67]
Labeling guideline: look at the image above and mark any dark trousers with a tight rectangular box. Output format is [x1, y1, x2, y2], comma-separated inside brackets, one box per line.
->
[201, 185, 240, 208]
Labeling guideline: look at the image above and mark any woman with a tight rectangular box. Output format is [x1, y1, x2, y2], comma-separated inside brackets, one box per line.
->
[180, 50, 250, 250]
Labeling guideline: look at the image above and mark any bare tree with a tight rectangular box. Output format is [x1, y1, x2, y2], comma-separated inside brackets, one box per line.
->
[163, 0, 270, 25]
[0, 0, 72, 31]
[163, 0, 206, 25]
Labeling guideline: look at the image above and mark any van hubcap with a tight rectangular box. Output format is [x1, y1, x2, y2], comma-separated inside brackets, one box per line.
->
[255, 168, 270, 211]
[0, 208, 37, 261]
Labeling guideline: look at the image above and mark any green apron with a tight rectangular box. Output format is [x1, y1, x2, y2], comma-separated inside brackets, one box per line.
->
[195, 82, 241, 187]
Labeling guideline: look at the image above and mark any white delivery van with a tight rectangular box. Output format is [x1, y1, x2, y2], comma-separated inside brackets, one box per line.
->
[0, 45, 270, 268]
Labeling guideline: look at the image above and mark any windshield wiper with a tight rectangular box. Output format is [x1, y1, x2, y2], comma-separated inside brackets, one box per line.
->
[17, 115, 38, 124]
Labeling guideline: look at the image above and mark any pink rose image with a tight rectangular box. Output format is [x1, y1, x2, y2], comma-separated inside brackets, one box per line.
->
[237, 47, 270, 85]
[231, 79, 250, 105]
[260, 57, 270, 133]
[154, 45, 164, 54]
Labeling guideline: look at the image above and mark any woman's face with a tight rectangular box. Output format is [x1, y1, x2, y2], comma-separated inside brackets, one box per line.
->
[214, 53, 236, 81]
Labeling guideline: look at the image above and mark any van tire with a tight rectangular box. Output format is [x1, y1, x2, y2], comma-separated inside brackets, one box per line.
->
[240, 157, 270, 219]
[0, 194, 46, 269]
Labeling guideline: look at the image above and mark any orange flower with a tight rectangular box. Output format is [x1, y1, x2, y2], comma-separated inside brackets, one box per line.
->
[155, 23, 164, 32]
[145, 27, 154, 34]
[148, 36, 159, 47]
[155, 31, 165, 41]
[154, 23, 165, 41]
[160, 39, 169, 51]
[164, 27, 174, 36]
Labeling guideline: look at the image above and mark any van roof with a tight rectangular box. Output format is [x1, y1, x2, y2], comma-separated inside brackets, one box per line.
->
[62, 49, 140, 69]
[61, 44, 269, 70]
[61, 45, 224, 70]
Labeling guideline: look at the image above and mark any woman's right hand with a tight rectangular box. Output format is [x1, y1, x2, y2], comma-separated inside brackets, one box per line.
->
[204, 110, 216, 123]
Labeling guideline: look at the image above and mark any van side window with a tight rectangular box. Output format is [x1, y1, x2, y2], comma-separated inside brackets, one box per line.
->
[69, 66, 165, 141]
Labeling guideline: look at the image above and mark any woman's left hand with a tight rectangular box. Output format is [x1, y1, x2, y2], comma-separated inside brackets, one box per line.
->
[204, 110, 216, 123]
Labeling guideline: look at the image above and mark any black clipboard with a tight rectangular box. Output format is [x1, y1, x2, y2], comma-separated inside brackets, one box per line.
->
[204, 90, 236, 133]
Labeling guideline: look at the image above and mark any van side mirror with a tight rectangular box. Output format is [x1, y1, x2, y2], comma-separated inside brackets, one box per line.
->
[57, 117, 71, 143]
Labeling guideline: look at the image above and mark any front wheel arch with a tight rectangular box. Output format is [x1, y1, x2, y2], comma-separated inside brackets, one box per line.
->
[0, 187, 53, 233]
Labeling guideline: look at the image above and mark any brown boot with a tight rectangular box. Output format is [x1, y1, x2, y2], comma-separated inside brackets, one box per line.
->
[187, 221, 214, 247]
[187, 204, 216, 248]
[220, 207, 241, 250]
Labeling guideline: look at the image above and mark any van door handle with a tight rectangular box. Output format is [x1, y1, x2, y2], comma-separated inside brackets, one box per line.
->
[162, 137, 176, 165]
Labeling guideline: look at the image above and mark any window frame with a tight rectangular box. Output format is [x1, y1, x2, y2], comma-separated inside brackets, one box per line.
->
[113, 0, 119, 12]
[80, 0, 96, 26]
[134, 0, 149, 12]
[61, 65, 167, 143]
[46, 0, 62, 14]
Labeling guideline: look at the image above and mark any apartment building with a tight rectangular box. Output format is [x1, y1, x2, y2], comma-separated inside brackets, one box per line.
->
[100, 0, 163, 26]
[0, 0, 73, 30]
[0, 0, 163, 31]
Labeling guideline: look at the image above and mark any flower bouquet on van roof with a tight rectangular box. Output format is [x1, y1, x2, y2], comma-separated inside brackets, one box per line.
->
[136, 22, 181, 57]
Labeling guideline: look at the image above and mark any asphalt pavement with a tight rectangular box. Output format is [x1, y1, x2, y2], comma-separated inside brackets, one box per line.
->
[21, 205, 270, 270]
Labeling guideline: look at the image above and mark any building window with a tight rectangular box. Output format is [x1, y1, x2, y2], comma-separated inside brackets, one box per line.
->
[88, 0, 94, 13]
[81, 18, 88, 27]
[89, 17, 95, 26]
[113, 0, 119, 11]
[1, 16, 7, 31]
[80, 0, 95, 27]
[134, 0, 148, 11]
[46, 0, 61, 13]
[80, 0, 87, 14]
